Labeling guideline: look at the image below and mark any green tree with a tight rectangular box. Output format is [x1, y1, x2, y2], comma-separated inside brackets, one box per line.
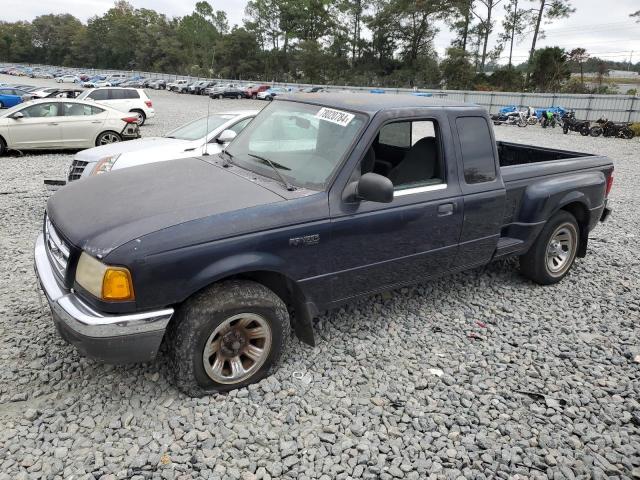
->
[214, 27, 263, 79]
[440, 47, 475, 89]
[498, 0, 529, 67]
[472, 0, 503, 72]
[529, 46, 569, 91]
[526, 0, 575, 80]
[31, 14, 84, 65]
[567, 47, 588, 85]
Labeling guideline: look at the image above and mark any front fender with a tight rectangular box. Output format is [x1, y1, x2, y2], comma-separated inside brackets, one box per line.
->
[189, 252, 290, 297]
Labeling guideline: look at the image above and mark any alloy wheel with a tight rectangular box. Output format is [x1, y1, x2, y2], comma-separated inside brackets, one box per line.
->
[202, 313, 272, 384]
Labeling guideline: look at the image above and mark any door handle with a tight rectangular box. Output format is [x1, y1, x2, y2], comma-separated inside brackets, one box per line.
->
[91, 121, 101, 124]
[437, 203, 455, 216]
[48, 123, 59, 126]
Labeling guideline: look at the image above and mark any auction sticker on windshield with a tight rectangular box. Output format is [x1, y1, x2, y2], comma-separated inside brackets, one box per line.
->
[315, 107, 355, 127]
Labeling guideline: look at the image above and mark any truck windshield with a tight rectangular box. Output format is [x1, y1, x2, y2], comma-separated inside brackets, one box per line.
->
[225, 101, 367, 190]
[164, 115, 235, 141]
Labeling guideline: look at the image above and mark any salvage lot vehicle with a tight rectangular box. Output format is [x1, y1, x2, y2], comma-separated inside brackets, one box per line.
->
[77, 87, 155, 126]
[55, 74, 79, 84]
[0, 99, 140, 154]
[34, 94, 613, 395]
[257, 86, 290, 101]
[209, 83, 245, 99]
[67, 110, 257, 180]
[0, 88, 26, 108]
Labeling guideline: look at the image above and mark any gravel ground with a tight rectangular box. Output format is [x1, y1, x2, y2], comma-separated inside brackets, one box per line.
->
[0, 74, 639, 479]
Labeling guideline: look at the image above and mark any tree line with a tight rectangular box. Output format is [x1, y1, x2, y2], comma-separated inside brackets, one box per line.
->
[0, 0, 639, 93]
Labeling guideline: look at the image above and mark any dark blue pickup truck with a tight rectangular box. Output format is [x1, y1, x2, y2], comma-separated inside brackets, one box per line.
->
[35, 94, 613, 395]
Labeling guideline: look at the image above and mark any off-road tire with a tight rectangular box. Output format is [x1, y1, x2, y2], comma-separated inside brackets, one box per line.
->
[519, 210, 579, 285]
[168, 280, 290, 397]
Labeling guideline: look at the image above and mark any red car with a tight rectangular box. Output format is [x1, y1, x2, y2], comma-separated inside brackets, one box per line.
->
[245, 84, 271, 99]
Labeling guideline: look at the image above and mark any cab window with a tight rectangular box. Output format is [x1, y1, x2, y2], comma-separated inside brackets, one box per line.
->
[357, 119, 444, 191]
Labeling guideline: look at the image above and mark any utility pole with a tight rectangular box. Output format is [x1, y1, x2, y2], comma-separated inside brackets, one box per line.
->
[629, 51, 633, 72]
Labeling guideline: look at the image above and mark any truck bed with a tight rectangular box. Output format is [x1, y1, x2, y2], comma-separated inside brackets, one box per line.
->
[495, 141, 613, 259]
[497, 141, 611, 183]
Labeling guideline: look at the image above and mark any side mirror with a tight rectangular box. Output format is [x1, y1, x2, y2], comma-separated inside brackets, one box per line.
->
[10, 111, 24, 119]
[216, 129, 237, 144]
[343, 172, 394, 203]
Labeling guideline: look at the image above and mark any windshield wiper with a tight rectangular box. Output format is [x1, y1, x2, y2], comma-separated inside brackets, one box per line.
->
[247, 153, 295, 191]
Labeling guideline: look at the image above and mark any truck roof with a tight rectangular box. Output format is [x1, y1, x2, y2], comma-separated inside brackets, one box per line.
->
[279, 92, 481, 114]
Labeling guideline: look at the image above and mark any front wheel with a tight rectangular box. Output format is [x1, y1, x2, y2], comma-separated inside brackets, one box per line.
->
[168, 280, 290, 396]
[237, 94, 243, 99]
[0, 101, 4, 109]
[95, 131, 122, 146]
[519, 210, 579, 285]
[620, 127, 635, 139]
[563, 125, 569, 134]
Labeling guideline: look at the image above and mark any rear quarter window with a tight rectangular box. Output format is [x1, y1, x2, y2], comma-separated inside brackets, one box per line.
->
[89, 89, 109, 101]
[456, 116, 497, 184]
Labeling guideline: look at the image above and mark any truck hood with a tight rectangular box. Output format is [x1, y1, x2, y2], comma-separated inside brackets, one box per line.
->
[74, 137, 194, 163]
[47, 157, 286, 256]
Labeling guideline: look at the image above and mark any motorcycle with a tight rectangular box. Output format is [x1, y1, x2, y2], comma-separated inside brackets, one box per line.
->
[561, 111, 590, 136]
[540, 110, 561, 129]
[590, 117, 635, 139]
[491, 108, 528, 127]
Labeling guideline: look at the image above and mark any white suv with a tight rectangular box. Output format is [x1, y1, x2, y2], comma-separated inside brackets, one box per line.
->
[77, 87, 155, 126]
[168, 79, 189, 92]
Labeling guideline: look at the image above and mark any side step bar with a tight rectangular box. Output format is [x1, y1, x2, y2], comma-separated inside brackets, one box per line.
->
[494, 237, 524, 258]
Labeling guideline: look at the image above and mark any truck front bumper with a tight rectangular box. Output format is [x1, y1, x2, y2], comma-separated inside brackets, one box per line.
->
[34, 233, 173, 363]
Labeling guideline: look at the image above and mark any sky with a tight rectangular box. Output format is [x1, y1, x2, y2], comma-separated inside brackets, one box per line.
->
[4, 0, 640, 66]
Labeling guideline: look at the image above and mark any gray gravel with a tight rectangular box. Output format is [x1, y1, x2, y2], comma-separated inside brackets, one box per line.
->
[0, 74, 639, 479]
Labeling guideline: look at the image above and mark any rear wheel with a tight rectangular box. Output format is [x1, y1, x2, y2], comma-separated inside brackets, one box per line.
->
[590, 126, 603, 137]
[168, 280, 290, 396]
[130, 109, 146, 126]
[0, 136, 6, 156]
[563, 125, 569, 134]
[0, 101, 3, 109]
[95, 131, 122, 146]
[519, 210, 579, 285]
[580, 125, 590, 136]
[237, 94, 243, 99]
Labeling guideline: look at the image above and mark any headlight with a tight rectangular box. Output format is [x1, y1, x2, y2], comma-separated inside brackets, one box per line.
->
[93, 154, 120, 175]
[75, 252, 135, 301]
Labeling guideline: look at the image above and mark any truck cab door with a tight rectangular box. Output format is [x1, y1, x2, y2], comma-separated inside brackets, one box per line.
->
[449, 114, 506, 269]
[327, 112, 464, 303]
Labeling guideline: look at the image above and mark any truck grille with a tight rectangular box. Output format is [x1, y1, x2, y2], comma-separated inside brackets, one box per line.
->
[68, 159, 88, 181]
[44, 216, 70, 278]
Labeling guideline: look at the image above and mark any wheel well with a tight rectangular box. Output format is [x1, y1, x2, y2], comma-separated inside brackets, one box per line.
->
[231, 271, 298, 310]
[560, 202, 589, 257]
[130, 108, 144, 115]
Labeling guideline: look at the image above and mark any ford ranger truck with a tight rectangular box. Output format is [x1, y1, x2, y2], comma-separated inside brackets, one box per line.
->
[34, 94, 613, 395]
